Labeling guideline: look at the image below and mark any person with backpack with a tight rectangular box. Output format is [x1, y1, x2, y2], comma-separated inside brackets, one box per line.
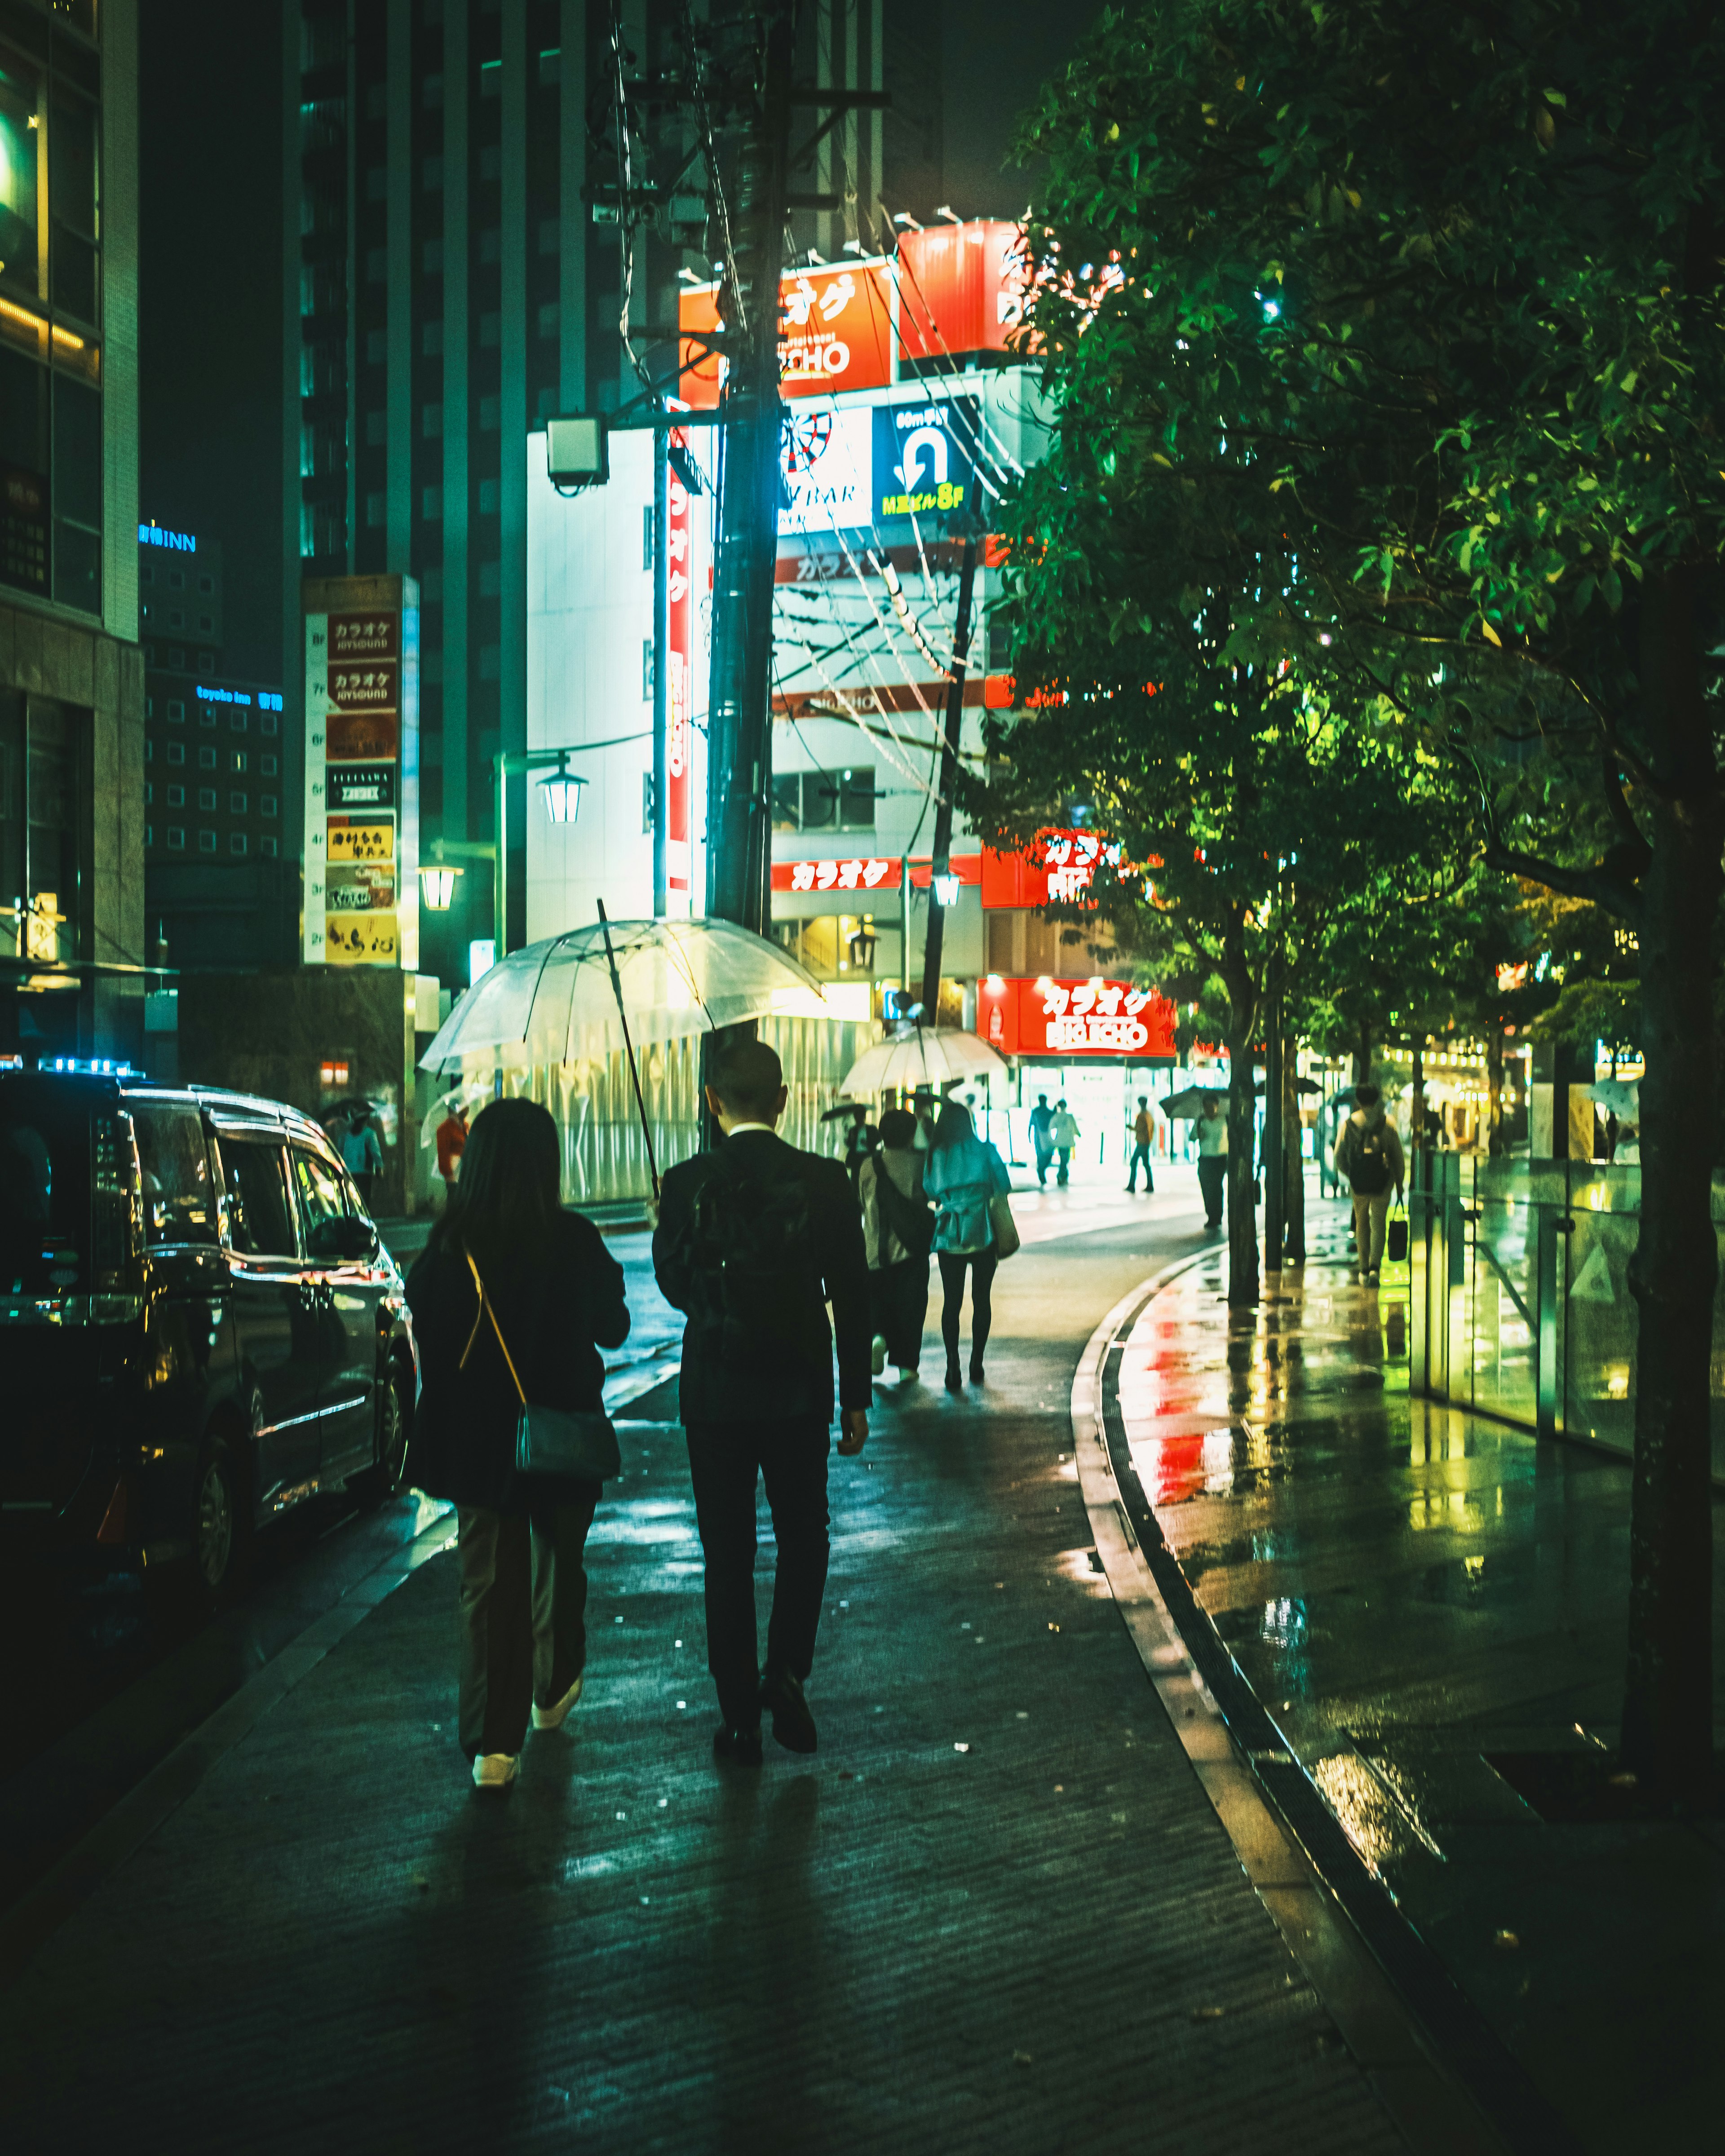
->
[1334, 1082, 1406, 1285]
[923, 1099, 1013, 1391]
[406, 1099, 630, 1791]
[858, 1107, 933, 1380]
[652, 1037, 871, 1765]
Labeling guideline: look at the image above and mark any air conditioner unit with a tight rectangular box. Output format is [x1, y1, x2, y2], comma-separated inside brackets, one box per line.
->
[546, 415, 609, 489]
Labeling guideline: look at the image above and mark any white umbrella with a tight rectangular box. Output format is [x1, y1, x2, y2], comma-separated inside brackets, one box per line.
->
[1580, 1078, 1639, 1119]
[840, 1026, 1008, 1096]
[418, 916, 831, 1074]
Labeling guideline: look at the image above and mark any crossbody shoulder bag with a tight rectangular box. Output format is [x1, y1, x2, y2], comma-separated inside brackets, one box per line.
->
[461, 1250, 622, 1483]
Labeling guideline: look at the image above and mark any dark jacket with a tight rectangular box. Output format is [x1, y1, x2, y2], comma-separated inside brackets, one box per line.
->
[652, 1127, 871, 1426]
[406, 1208, 629, 1512]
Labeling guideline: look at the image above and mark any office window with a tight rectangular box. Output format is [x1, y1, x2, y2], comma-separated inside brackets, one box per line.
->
[422, 155, 444, 191]
[198, 787, 217, 811]
[145, 781, 153, 805]
[422, 73, 444, 110]
[478, 558, 501, 596]
[198, 574, 213, 595]
[479, 312, 500, 348]
[261, 795, 279, 819]
[536, 301, 558, 340]
[230, 791, 247, 815]
[480, 61, 501, 99]
[199, 747, 216, 769]
[366, 410, 386, 446]
[145, 736, 153, 761]
[167, 608, 184, 627]
[642, 640, 654, 700]
[771, 768, 877, 833]
[232, 751, 248, 772]
[422, 321, 444, 357]
[198, 830, 217, 853]
[422, 237, 443, 274]
[199, 706, 216, 728]
[422, 402, 443, 437]
[478, 478, 499, 513]
[479, 144, 500, 181]
[231, 833, 248, 856]
[168, 827, 185, 850]
[367, 329, 385, 364]
[422, 485, 443, 521]
[169, 647, 185, 667]
[537, 217, 559, 256]
[145, 825, 152, 848]
[479, 227, 501, 264]
[538, 48, 561, 85]
[141, 563, 154, 584]
[169, 570, 184, 590]
[230, 711, 246, 733]
[366, 492, 385, 527]
[167, 785, 185, 806]
[167, 742, 184, 765]
[198, 649, 215, 669]
[261, 755, 279, 777]
[366, 165, 386, 202]
[260, 836, 279, 859]
[478, 644, 500, 679]
[367, 246, 388, 283]
[478, 395, 500, 431]
[261, 715, 278, 737]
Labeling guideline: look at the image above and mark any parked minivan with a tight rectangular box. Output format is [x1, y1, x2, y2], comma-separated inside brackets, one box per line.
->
[0, 1064, 415, 1599]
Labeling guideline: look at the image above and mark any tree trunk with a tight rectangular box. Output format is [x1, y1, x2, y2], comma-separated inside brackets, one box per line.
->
[1223, 919, 1261, 1308]
[1486, 1024, 1504, 1157]
[1283, 1029, 1306, 1262]
[1410, 1042, 1425, 1167]
[1354, 1021, 1372, 1087]
[1621, 561, 1720, 1806]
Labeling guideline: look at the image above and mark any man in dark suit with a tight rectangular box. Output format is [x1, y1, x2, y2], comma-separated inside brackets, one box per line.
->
[653, 1036, 871, 1764]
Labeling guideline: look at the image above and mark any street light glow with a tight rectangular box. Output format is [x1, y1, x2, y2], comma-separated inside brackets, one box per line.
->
[539, 757, 587, 824]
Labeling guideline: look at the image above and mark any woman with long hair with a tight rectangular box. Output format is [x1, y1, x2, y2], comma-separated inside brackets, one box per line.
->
[921, 1099, 1010, 1392]
[407, 1097, 629, 1789]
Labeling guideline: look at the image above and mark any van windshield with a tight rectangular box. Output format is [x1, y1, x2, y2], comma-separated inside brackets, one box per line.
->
[0, 1078, 93, 1296]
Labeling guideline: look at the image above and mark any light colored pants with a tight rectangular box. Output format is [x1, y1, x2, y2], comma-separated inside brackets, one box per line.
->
[1352, 1190, 1393, 1273]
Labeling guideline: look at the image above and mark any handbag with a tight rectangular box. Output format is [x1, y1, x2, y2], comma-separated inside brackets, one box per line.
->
[873, 1152, 936, 1258]
[1386, 1203, 1410, 1265]
[462, 1253, 622, 1483]
[988, 1190, 1021, 1260]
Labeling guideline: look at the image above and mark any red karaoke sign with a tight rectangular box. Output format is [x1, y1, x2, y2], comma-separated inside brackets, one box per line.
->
[978, 976, 1177, 1058]
[665, 434, 693, 896]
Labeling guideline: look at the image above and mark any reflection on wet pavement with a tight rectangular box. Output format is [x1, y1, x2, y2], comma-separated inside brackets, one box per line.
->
[1121, 1203, 1725, 2152]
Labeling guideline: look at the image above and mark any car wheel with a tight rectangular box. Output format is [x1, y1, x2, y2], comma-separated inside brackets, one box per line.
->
[355, 1359, 410, 1503]
[192, 1437, 250, 1604]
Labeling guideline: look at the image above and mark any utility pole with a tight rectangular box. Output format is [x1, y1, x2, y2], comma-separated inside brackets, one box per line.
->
[920, 501, 980, 1021]
[703, 1, 794, 935]
[652, 427, 668, 918]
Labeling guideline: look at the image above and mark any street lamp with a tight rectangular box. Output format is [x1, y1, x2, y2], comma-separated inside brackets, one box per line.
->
[420, 862, 462, 911]
[538, 755, 587, 824]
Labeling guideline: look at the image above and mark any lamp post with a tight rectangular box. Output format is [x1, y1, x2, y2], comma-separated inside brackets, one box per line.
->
[492, 749, 592, 957]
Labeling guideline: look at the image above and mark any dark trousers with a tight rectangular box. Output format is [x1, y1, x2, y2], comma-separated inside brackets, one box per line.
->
[456, 1492, 599, 1759]
[1127, 1141, 1154, 1192]
[685, 1417, 831, 1730]
[1033, 1142, 1052, 1186]
[938, 1250, 998, 1364]
[1196, 1154, 1227, 1225]
[1056, 1148, 1072, 1185]
[870, 1256, 929, 1368]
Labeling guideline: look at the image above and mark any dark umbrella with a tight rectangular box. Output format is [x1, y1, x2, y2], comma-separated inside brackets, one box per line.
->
[1254, 1076, 1321, 1097]
[1161, 1083, 1229, 1120]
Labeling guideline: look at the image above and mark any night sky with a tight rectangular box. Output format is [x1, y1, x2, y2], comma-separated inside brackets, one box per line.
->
[136, 0, 1101, 685]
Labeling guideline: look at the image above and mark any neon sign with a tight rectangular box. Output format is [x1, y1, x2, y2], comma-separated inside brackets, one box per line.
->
[139, 522, 196, 552]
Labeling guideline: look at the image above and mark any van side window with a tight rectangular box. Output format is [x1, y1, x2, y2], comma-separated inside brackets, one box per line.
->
[218, 1142, 298, 1259]
[291, 1148, 349, 1242]
[131, 1105, 218, 1246]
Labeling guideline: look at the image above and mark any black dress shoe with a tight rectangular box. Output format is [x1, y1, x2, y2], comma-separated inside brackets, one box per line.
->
[759, 1669, 818, 1754]
[945, 1359, 963, 1393]
[712, 1724, 763, 1767]
[969, 1360, 984, 1386]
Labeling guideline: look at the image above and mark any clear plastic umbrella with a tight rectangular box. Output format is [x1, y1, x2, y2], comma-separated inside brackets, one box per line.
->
[418, 917, 831, 1074]
[839, 1026, 1008, 1096]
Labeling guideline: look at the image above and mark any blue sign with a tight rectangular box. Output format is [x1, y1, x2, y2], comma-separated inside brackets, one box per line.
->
[139, 521, 196, 552]
[871, 398, 980, 523]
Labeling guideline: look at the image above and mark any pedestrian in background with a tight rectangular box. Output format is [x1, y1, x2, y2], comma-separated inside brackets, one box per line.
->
[1335, 1082, 1406, 1286]
[652, 1038, 871, 1765]
[924, 1100, 1011, 1391]
[435, 1101, 468, 1209]
[858, 1107, 933, 1381]
[1050, 1098, 1080, 1186]
[1028, 1093, 1054, 1186]
[1195, 1094, 1228, 1229]
[406, 1098, 630, 1791]
[340, 1105, 384, 1209]
[1125, 1095, 1155, 1193]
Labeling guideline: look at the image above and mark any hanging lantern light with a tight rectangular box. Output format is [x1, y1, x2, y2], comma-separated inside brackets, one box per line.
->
[539, 754, 587, 824]
[419, 862, 463, 911]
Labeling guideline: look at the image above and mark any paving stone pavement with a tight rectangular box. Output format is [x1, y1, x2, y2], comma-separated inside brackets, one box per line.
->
[1, 1207, 1406, 2154]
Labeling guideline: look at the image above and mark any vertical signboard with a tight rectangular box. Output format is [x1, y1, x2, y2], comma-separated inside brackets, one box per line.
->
[665, 436, 693, 904]
[301, 574, 420, 968]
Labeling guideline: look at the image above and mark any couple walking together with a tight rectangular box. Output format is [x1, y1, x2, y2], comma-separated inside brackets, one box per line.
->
[406, 1039, 880, 1785]
[858, 1100, 1013, 1392]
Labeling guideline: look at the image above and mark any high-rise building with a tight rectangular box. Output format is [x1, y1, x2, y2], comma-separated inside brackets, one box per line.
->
[282, 0, 940, 984]
[0, 0, 144, 1066]
[137, 521, 293, 968]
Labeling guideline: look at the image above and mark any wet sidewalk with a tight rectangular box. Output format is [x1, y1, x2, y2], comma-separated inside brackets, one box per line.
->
[1095, 1205, 1725, 2153]
[0, 1203, 1419, 2155]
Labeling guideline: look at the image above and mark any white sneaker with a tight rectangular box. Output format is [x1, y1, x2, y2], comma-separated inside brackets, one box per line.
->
[471, 1752, 518, 1789]
[532, 1674, 584, 1731]
[870, 1334, 888, 1377]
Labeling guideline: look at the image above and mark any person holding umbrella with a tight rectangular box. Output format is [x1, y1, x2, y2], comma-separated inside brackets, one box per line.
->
[1194, 1093, 1228, 1229]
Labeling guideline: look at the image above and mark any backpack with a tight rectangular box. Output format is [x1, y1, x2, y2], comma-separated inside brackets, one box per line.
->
[1346, 1121, 1392, 1196]
[871, 1151, 935, 1259]
[685, 1149, 821, 1366]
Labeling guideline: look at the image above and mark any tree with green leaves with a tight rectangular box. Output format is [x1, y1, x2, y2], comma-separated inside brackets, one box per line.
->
[1012, 0, 1725, 1800]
